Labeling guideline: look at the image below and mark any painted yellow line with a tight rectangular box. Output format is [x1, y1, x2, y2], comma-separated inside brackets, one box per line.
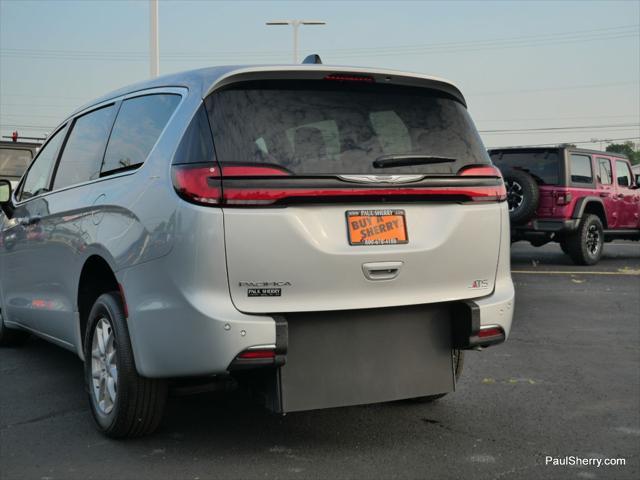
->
[511, 270, 640, 276]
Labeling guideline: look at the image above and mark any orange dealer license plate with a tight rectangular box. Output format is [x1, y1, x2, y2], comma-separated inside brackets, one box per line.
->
[346, 209, 408, 246]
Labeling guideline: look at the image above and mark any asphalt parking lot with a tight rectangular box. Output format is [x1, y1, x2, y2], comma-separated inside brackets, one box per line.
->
[1, 241, 639, 480]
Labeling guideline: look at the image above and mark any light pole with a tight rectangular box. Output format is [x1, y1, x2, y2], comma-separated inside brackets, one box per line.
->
[266, 20, 326, 63]
[150, 0, 159, 77]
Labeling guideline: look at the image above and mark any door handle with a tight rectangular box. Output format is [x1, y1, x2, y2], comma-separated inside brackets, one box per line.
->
[617, 193, 625, 199]
[362, 261, 403, 281]
[599, 192, 610, 197]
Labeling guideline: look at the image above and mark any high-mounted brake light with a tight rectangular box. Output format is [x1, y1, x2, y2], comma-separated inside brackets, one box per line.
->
[324, 74, 375, 83]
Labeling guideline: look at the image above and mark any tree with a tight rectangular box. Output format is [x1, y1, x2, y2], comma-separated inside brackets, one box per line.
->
[606, 141, 640, 164]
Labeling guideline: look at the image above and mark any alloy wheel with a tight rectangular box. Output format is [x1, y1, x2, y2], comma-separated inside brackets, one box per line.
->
[91, 317, 118, 415]
[585, 224, 601, 256]
[506, 180, 524, 212]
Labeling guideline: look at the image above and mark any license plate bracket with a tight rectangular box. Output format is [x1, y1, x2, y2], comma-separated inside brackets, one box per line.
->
[346, 209, 408, 246]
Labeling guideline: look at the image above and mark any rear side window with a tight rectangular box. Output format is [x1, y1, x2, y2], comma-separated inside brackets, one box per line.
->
[0, 148, 32, 178]
[102, 94, 180, 175]
[206, 80, 489, 175]
[53, 105, 116, 190]
[569, 154, 593, 184]
[615, 160, 632, 187]
[596, 157, 612, 185]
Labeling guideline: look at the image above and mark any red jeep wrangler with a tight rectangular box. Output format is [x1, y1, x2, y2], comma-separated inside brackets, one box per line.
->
[489, 147, 640, 265]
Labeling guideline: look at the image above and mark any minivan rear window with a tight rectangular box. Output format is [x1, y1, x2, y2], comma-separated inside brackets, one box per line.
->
[206, 80, 489, 175]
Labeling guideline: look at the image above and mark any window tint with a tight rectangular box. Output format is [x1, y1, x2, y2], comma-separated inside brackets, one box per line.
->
[207, 81, 490, 175]
[53, 105, 116, 190]
[20, 127, 66, 200]
[570, 154, 593, 184]
[597, 157, 612, 185]
[0, 148, 32, 178]
[616, 160, 632, 187]
[102, 94, 180, 175]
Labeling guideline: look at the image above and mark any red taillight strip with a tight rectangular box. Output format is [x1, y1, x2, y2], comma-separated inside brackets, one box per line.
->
[221, 165, 291, 177]
[223, 185, 506, 205]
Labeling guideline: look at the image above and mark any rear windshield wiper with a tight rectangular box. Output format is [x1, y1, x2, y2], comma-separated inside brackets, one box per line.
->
[373, 154, 457, 169]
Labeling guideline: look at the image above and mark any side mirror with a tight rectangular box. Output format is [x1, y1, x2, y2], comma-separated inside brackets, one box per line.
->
[0, 179, 12, 203]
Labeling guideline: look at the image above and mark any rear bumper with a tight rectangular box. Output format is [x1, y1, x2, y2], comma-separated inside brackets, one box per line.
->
[122, 254, 514, 379]
[513, 218, 579, 234]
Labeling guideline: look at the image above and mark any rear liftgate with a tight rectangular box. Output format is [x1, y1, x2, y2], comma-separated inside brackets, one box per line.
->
[267, 304, 454, 413]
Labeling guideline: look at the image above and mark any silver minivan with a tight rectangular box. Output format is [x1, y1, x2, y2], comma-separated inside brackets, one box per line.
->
[0, 65, 514, 438]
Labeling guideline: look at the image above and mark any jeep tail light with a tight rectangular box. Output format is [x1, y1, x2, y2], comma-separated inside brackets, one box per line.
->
[556, 192, 572, 205]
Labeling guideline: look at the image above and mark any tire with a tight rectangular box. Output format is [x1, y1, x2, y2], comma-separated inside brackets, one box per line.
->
[409, 350, 464, 403]
[559, 239, 570, 255]
[503, 169, 540, 225]
[84, 292, 167, 438]
[564, 214, 604, 265]
[0, 311, 30, 347]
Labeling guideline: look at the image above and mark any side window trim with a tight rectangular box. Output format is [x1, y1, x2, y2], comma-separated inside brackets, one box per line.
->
[15, 123, 68, 203]
[569, 153, 594, 187]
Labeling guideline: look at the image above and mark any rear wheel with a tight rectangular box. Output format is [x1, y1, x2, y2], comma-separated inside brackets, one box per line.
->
[0, 311, 30, 347]
[85, 292, 167, 438]
[409, 349, 464, 403]
[565, 214, 604, 265]
[503, 169, 540, 225]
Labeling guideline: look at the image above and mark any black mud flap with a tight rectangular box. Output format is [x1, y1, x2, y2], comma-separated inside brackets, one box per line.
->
[266, 304, 454, 413]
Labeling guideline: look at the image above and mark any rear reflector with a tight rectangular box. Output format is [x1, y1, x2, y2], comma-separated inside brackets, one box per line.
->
[237, 349, 276, 360]
[478, 325, 504, 339]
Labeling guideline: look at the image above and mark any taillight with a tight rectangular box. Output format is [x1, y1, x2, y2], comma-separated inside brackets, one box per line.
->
[173, 163, 507, 206]
[458, 165, 503, 178]
[172, 164, 222, 205]
[457, 165, 506, 201]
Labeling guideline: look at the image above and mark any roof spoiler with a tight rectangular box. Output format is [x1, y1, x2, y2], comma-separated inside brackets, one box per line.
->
[302, 54, 322, 64]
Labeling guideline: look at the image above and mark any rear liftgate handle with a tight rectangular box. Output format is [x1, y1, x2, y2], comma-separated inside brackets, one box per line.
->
[362, 261, 404, 281]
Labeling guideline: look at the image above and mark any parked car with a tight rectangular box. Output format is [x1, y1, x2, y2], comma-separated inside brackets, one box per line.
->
[489, 146, 640, 265]
[0, 140, 40, 188]
[0, 65, 514, 438]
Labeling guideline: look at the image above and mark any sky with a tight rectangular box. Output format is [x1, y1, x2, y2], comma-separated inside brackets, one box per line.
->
[0, 0, 639, 150]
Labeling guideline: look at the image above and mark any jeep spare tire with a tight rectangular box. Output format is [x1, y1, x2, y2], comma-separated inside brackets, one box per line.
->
[503, 169, 540, 224]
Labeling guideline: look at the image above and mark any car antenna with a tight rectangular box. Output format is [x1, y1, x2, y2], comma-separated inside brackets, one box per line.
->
[302, 54, 322, 64]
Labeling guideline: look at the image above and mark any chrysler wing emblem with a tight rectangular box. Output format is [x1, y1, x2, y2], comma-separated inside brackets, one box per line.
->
[338, 174, 425, 184]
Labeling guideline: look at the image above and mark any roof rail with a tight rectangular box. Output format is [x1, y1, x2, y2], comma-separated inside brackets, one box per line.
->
[302, 54, 322, 64]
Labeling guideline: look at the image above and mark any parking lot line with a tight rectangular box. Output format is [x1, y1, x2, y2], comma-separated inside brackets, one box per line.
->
[511, 270, 640, 276]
